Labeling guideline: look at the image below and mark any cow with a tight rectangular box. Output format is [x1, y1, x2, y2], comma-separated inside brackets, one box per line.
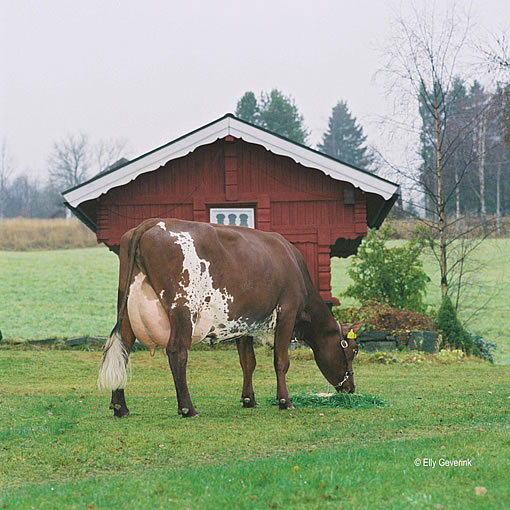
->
[98, 218, 360, 418]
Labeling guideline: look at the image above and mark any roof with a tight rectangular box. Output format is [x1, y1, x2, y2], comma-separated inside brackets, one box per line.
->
[62, 113, 399, 208]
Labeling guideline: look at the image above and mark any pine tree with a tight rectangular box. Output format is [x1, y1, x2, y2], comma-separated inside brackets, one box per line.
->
[258, 90, 309, 144]
[235, 91, 259, 125]
[235, 89, 309, 145]
[437, 296, 474, 354]
[318, 101, 374, 170]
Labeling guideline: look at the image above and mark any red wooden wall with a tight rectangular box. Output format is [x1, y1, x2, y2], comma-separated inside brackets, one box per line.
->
[93, 137, 368, 303]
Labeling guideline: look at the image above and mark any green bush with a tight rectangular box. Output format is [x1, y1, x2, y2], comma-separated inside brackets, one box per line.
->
[437, 296, 474, 354]
[470, 333, 497, 363]
[344, 226, 430, 313]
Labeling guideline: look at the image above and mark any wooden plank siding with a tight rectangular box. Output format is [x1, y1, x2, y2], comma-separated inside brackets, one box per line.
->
[95, 137, 370, 303]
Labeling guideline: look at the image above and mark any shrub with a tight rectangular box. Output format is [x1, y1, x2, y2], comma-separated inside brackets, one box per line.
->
[437, 296, 474, 354]
[344, 226, 430, 313]
[470, 333, 497, 363]
[437, 349, 466, 362]
[333, 300, 437, 334]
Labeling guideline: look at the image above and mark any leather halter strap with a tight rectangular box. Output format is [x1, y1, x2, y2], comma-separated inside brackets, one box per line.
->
[335, 325, 354, 391]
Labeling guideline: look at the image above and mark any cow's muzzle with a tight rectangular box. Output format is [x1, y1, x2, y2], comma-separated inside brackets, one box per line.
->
[334, 369, 355, 393]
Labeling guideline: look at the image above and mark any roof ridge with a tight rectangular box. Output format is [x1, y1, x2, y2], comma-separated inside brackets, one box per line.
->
[63, 113, 399, 206]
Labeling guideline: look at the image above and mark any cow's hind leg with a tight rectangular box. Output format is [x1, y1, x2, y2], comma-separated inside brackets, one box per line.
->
[99, 314, 135, 418]
[110, 389, 129, 418]
[166, 309, 197, 418]
[236, 336, 257, 408]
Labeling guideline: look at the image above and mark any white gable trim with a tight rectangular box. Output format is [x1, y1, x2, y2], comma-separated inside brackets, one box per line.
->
[226, 118, 398, 199]
[63, 115, 398, 208]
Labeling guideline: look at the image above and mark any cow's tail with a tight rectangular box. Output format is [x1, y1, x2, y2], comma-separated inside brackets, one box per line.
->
[98, 218, 162, 391]
[98, 321, 129, 390]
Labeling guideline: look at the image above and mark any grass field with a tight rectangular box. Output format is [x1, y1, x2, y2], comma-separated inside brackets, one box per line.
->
[0, 218, 96, 251]
[0, 248, 119, 340]
[0, 349, 509, 509]
[1, 238, 509, 362]
[1, 241, 509, 508]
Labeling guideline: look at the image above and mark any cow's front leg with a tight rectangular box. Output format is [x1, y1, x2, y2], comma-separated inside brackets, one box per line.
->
[236, 336, 257, 408]
[273, 310, 296, 410]
[110, 389, 130, 417]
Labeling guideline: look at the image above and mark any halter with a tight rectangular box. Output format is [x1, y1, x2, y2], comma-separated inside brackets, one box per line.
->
[334, 328, 355, 391]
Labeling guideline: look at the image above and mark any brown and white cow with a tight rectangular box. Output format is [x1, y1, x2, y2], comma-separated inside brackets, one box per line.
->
[98, 218, 360, 417]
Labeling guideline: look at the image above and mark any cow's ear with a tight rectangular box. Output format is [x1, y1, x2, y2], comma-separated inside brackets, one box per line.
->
[338, 323, 350, 337]
[349, 321, 364, 334]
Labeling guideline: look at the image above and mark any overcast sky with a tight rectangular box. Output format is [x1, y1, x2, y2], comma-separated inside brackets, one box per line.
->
[1, 0, 509, 182]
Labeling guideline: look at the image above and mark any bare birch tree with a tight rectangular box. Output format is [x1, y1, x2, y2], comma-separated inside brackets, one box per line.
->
[477, 113, 487, 234]
[378, 3, 495, 305]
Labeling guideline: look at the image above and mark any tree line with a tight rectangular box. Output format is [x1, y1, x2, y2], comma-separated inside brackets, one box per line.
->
[1, 6, 508, 234]
[0, 92, 375, 219]
[0, 135, 130, 219]
[419, 79, 510, 231]
[235, 89, 375, 170]
[2, 80, 508, 228]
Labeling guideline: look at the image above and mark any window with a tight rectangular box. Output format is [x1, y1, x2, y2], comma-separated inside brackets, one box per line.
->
[344, 187, 356, 205]
[210, 208, 255, 228]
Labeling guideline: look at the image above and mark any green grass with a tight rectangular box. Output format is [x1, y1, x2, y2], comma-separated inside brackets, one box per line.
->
[1, 238, 508, 507]
[332, 238, 510, 364]
[0, 247, 118, 340]
[0, 349, 508, 508]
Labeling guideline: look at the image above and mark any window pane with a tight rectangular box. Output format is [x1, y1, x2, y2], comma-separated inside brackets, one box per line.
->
[210, 208, 255, 229]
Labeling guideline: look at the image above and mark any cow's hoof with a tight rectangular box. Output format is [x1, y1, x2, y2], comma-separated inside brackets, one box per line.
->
[110, 402, 130, 417]
[242, 397, 257, 408]
[179, 407, 198, 418]
[278, 398, 294, 410]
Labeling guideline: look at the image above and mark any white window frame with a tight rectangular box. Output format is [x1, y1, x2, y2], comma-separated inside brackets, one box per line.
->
[209, 207, 255, 228]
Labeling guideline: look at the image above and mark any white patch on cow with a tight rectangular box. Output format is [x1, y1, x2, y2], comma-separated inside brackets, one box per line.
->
[167, 231, 233, 335]
[170, 292, 183, 309]
[159, 289, 165, 300]
[165, 230, 280, 345]
[157, 221, 167, 231]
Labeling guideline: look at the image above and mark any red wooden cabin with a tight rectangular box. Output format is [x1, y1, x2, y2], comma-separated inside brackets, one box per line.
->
[63, 114, 399, 305]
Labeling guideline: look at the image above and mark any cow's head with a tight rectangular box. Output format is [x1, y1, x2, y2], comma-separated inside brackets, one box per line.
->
[311, 321, 362, 394]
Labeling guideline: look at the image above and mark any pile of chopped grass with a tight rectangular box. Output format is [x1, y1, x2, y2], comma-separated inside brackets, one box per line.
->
[267, 392, 388, 409]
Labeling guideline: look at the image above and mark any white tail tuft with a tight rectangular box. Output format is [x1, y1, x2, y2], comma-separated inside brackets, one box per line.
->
[98, 328, 128, 390]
